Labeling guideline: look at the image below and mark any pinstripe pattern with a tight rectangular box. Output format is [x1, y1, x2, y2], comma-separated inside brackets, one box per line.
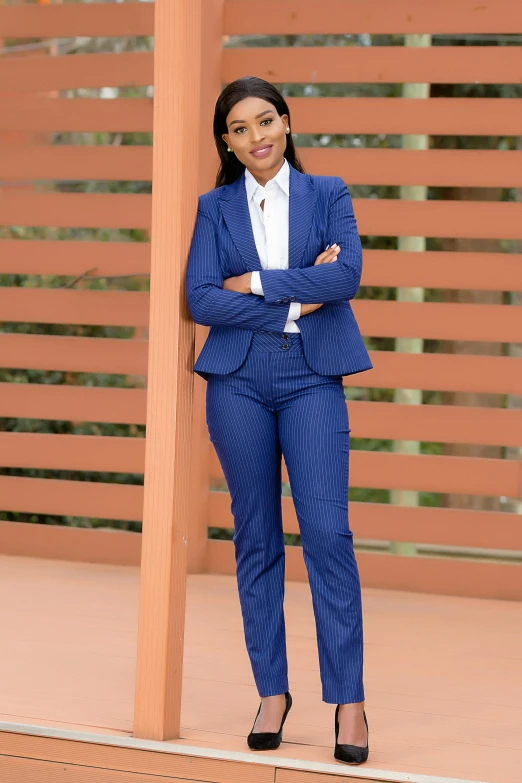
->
[185, 160, 373, 380]
[206, 331, 365, 704]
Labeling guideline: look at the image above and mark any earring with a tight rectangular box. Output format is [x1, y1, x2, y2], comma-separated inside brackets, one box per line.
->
[285, 127, 290, 134]
[227, 146, 232, 152]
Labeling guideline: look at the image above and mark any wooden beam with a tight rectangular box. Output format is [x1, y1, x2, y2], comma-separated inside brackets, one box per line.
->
[133, 0, 202, 742]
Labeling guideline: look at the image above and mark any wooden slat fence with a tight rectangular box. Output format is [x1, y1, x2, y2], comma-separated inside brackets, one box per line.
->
[0, 0, 521, 600]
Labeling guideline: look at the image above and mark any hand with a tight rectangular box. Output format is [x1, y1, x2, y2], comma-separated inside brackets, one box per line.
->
[223, 272, 252, 294]
[314, 244, 340, 265]
[301, 302, 323, 315]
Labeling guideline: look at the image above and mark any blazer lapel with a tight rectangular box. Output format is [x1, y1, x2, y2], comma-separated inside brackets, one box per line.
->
[288, 163, 317, 269]
[217, 161, 317, 272]
[218, 174, 262, 272]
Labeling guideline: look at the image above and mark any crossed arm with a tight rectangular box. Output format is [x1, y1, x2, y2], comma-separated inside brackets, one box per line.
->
[185, 179, 363, 330]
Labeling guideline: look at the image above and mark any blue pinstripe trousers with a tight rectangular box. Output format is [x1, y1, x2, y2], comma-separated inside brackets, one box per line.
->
[206, 330, 365, 704]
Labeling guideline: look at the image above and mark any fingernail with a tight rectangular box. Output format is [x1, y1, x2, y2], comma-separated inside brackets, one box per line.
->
[325, 244, 330, 249]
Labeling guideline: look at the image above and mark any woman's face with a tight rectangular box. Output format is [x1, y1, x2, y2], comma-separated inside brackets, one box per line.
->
[222, 96, 289, 179]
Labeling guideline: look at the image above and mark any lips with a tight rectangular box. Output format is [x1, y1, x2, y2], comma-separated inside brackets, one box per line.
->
[250, 145, 273, 158]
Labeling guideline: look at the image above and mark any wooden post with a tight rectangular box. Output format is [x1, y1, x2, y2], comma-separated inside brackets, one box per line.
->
[133, 0, 202, 740]
[188, 0, 224, 575]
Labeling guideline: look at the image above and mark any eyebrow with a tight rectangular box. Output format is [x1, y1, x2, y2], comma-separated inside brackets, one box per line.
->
[229, 110, 275, 127]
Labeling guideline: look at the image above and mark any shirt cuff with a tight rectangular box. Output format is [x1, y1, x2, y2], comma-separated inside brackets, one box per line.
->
[288, 301, 301, 320]
[250, 270, 264, 296]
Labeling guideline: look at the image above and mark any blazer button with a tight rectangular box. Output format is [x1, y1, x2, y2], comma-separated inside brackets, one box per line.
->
[275, 299, 282, 304]
[290, 296, 295, 301]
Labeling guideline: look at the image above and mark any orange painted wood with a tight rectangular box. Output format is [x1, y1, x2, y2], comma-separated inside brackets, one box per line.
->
[224, 0, 522, 35]
[0, 192, 151, 230]
[2, 384, 520, 447]
[299, 148, 522, 188]
[207, 492, 522, 551]
[5, 146, 522, 188]
[0, 432, 145, 474]
[1, 95, 519, 136]
[207, 539, 522, 601]
[0, 97, 153, 133]
[224, 46, 522, 85]
[0, 476, 143, 522]
[0, 728, 271, 783]
[0, 3, 154, 38]
[0, 757, 200, 783]
[0, 289, 149, 328]
[360, 249, 522, 291]
[362, 351, 522, 395]
[1, 562, 521, 779]
[287, 97, 522, 136]
[0, 333, 148, 376]
[2, 240, 520, 293]
[3, 191, 521, 237]
[1, 146, 153, 182]
[352, 300, 522, 342]
[0, 521, 141, 567]
[133, 0, 203, 742]
[208, 448, 522, 498]
[0, 239, 150, 277]
[0, 383, 146, 425]
[349, 401, 522, 448]
[0, 51, 153, 92]
[2, 333, 522, 397]
[6, 289, 522, 343]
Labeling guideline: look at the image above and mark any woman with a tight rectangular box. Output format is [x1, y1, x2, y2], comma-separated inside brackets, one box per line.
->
[186, 76, 372, 765]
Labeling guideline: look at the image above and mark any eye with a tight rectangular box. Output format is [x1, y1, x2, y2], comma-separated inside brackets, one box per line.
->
[260, 118, 272, 126]
[234, 126, 247, 134]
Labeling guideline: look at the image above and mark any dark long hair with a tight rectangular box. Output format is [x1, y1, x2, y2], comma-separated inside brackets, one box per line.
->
[213, 76, 305, 188]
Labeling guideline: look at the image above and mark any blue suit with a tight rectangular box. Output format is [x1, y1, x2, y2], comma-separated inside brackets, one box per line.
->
[186, 162, 368, 704]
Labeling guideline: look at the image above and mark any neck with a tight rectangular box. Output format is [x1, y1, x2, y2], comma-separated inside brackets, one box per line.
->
[246, 157, 285, 187]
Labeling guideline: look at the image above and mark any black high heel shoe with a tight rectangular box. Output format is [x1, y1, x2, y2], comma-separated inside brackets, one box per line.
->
[247, 691, 292, 751]
[334, 706, 369, 764]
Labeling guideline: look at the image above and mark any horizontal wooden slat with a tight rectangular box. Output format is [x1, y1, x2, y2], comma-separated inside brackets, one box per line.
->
[0, 3, 154, 38]
[0, 51, 153, 92]
[209, 493, 522, 551]
[4, 146, 522, 188]
[0, 97, 152, 133]
[1, 96, 519, 136]
[224, 0, 522, 35]
[2, 290, 521, 342]
[299, 148, 522, 188]
[0, 521, 141, 568]
[209, 448, 522, 498]
[0, 239, 151, 277]
[353, 300, 522, 342]
[0, 192, 152, 230]
[0, 289, 149, 328]
[207, 539, 522, 600]
[361, 250, 522, 292]
[2, 334, 522, 396]
[224, 46, 522, 85]
[0, 475, 143, 521]
[2, 384, 520, 448]
[1, 146, 152, 182]
[0, 384, 146, 425]
[287, 97, 522, 136]
[2, 191, 522, 238]
[1, 241, 520, 293]
[0, 432, 144, 474]
[0, 333, 148, 376]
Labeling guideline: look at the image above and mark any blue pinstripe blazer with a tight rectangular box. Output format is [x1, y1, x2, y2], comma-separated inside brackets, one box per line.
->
[186, 160, 373, 381]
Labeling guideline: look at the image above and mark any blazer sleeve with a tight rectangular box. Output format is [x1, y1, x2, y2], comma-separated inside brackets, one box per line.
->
[185, 204, 293, 332]
[257, 178, 363, 304]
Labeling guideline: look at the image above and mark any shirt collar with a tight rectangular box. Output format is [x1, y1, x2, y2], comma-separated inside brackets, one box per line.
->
[244, 158, 290, 202]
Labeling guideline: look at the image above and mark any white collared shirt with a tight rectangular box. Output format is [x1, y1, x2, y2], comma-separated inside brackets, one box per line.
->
[244, 158, 301, 332]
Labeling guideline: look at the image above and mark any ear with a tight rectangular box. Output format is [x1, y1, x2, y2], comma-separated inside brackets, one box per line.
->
[221, 133, 229, 148]
[280, 114, 289, 128]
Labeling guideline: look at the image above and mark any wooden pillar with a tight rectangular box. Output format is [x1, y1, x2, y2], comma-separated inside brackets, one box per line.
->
[133, 0, 202, 740]
[188, 0, 224, 574]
